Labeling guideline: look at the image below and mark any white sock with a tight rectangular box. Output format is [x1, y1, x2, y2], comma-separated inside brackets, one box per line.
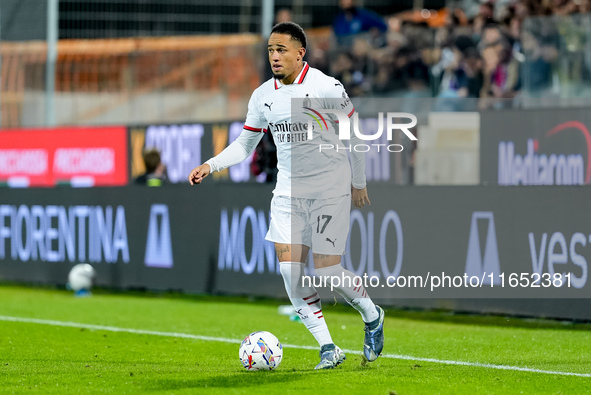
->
[279, 262, 333, 347]
[315, 264, 379, 323]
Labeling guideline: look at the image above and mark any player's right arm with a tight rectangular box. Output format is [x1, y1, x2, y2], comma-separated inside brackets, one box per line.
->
[188, 163, 211, 185]
[188, 130, 264, 184]
[188, 89, 267, 185]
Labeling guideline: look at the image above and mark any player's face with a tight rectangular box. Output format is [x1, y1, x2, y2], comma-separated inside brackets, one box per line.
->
[268, 33, 305, 84]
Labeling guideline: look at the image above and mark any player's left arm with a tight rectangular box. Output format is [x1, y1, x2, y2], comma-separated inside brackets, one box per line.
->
[350, 128, 371, 209]
[349, 120, 370, 208]
[326, 78, 370, 208]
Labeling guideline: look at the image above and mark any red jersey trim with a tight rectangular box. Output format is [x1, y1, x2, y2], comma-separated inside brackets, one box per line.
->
[244, 125, 262, 132]
[273, 62, 309, 89]
[296, 63, 310, 84]
[348, 108, 355, 118]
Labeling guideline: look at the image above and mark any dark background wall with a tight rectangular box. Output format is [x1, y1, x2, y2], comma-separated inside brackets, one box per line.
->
[1, 184, 590, 320]
[1, 0, 47, 41]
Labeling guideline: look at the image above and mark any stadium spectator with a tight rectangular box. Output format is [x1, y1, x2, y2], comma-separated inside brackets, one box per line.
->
[402, 57, 431, 97]
[471, 14, 486, 44]
[481, 27, 521, 101]
[310, 0, 584, 103]
[372, 50, 399, 95]
[275, 8, 292, 24]
[462, 46, 485, 98]
[330, 51, 366, 97]
[479, 23, 504, 49]
[333, 0, 388, 47]
[435, 44, 470, 99]
[521, 31, 556, 95]
[432, 39, 467, 109]
[479, 1, 495, 23]
[507, 15, 523, 54]
[135, 148, 167, 186]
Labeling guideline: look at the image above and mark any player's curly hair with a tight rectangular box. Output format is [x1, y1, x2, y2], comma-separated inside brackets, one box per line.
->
[271, 21, 307, 50]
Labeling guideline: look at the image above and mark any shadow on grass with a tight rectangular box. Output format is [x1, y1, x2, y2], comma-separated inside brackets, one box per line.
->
[144, 369, 317, 390]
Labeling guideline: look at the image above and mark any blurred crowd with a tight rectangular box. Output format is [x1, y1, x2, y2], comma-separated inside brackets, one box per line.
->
[301, 0, 591, 105]
[252, 0, 591, 182]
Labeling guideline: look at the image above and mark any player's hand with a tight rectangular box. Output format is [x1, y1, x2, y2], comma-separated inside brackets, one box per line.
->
[188, 164, 211, 185]
[352, 186, 371, 208]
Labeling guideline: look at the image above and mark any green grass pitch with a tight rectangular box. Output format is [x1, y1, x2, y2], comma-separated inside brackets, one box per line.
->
[1, 285, 591, 394]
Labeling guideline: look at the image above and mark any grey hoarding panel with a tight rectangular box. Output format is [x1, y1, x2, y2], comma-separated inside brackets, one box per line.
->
[481, 107, 591, 186]
[2, 184, 591, 320]
[0, 186, 217, 293]
[212, 183, 283, 296]
[342, 185, 590, 300]
[211, 185, 591, 319]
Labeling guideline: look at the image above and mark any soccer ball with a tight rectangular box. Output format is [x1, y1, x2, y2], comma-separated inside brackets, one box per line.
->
[239, 331, 283, 371]
[68, 263, 96, 292]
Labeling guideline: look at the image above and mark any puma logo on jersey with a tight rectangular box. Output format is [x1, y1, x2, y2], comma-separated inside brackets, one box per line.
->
[326, 238, 336, 247]
[264, 102, 273, 111]
[335, 82, 343, 87]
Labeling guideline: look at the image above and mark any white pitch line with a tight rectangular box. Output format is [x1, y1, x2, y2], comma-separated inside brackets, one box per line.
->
[1, 315, 590, 378]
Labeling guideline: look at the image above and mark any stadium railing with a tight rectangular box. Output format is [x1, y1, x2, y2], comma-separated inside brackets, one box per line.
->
[0, 34, 262, 128]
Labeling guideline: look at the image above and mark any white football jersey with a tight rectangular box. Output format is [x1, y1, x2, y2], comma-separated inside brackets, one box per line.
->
[245, 62, 357, 199]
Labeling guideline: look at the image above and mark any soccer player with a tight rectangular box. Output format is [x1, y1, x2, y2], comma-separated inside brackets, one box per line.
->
[188, 22, 384, 369]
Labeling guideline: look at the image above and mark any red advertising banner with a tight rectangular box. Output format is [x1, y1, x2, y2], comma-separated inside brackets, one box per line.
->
[0, 126, 128, 187]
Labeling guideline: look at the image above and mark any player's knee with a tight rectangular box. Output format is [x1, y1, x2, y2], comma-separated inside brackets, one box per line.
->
[315, 263, 342, 277]
[279, 262, 291, 279]
[279, 261, 302, 279]
[313, 254, 342, 268]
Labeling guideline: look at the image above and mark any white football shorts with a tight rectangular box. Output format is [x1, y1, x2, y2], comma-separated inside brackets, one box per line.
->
[265, 194, 351, 255]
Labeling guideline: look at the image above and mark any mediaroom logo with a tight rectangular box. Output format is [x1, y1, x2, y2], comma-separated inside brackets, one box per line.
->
[498, 121, 591, 185]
